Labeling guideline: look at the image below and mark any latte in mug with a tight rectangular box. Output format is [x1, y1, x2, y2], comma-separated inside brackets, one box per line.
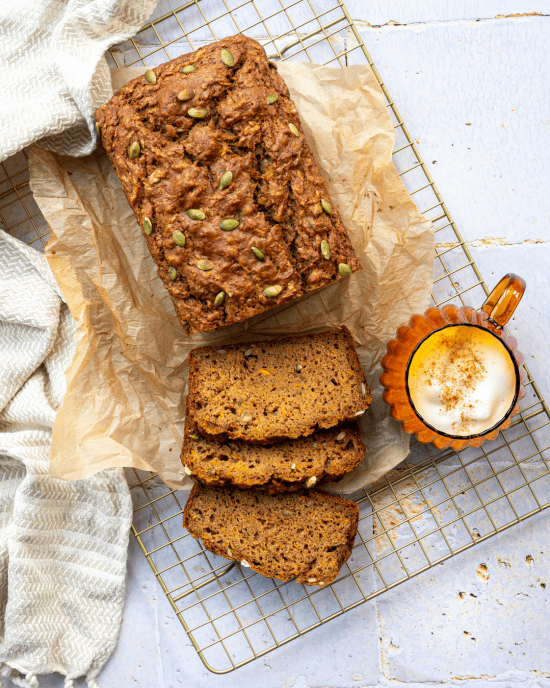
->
[406, 324, 519, 438]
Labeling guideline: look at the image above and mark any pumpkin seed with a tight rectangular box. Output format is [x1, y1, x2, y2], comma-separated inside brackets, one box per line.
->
[95, 122, 100, 135]
[305, 476, 317, 488]
[187, 209, 205, 221]
[320, 240, 330, 260]
[361, 383, 366, 395]
[312, 442, 318, 448]
[240, 560, 250, 568]
[355, 410, 365, 416]
[244, 347, 254, 357]
[197, 260, 214, 271]
[168, 267, 177, 281]
[208, 468, 216, 475]
[177, 88, 195, 101]
[267, 93, 278, 104]
[188, 434, 198, 440]
[221, 48, 235, 66]
[291, 463, 296, 470]
[172, 230, 186, 247]
[143, 217, 152, 235]
[320, 198, 332, 215]
[214, 291, 226, 307]
[128, 141, 140, 158]
[288, 123, 299, 136]
[241, 412, 252, 422]
[188, 107, 208, 118]
[181, 65, 196, 74]
[144, 69, 156, 84]
[295, 364, 303, 372]
[183, 465, 192, 475]
[219, 170, 232, 189]
[282, 511, 293, 517]
[251, 246, 265, 261]
[216, 349, 227, 354]
[307, 578, 317, 584]
[263, 285, 282, 298]
[227, 547, 233, 557]
[220, 218, 239, 231]
[339, 263, 352, 277]
[335, 431, 346, 442]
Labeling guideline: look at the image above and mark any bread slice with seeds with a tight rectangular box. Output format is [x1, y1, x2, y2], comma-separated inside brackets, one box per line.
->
[182, 404, 365, 492]
[182, 484, 358, 586]
[187, 327, 371, 445]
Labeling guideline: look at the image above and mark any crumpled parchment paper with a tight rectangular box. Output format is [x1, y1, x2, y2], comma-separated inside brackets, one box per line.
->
[29, 61, 434, 491]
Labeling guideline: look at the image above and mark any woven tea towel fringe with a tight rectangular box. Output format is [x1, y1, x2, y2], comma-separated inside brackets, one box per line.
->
[0, 231, 132, 686]
[0, 0, 160, 161]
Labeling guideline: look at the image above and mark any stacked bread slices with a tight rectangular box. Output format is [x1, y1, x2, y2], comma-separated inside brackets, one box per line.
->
[182, 327, 371, 587]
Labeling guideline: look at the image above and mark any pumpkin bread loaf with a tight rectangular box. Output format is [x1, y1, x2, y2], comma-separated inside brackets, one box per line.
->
[187, 327, 371, 444]
[95, 34, 360, 334]
[182, 484, 358, 586]
[182, 408, 365, 493]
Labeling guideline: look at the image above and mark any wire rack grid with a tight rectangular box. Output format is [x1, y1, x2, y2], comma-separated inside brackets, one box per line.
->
[3, 0, 549, 675]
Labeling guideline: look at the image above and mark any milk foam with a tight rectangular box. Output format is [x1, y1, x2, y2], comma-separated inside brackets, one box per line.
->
[407, 325, 517, 437]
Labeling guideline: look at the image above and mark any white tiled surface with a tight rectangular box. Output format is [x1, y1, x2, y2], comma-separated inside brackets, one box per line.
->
[4, 1, 550, 686]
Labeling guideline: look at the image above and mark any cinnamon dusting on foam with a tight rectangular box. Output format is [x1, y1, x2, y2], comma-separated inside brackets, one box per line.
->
[408, 326, 516, 437]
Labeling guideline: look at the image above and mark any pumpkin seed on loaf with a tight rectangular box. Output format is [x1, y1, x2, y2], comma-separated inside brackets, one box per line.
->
[187, 327, 372, 445]
[182, 484, 359, 586]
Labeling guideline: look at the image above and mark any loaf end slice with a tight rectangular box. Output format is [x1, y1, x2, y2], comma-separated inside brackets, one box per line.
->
[182, 484, 358, 586]
[188, 327, 372, 444]
[182, 409, 365, 493]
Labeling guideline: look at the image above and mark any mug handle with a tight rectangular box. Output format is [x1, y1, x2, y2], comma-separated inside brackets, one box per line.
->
[480, 273, 526, 329]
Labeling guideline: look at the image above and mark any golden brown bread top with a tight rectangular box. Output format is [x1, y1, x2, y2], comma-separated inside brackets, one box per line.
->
[95, 35, 360, 334]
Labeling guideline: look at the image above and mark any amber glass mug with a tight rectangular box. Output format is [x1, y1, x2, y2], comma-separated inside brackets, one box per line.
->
[380, 274, 526, 451]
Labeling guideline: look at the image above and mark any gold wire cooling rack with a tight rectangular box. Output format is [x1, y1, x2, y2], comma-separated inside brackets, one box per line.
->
[3, 0, 550, 675]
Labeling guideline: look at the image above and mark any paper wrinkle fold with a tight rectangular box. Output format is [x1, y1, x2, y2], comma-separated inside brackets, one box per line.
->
[29, 61, 433, 491]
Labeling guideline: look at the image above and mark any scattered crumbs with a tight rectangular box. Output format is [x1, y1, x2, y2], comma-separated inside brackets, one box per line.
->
[526, 554, 534, 566]
[470, 593, 477, 598]
[465, 123, 472, 126]
[476, 563, 489, 581]
[457, 591, 466, 600]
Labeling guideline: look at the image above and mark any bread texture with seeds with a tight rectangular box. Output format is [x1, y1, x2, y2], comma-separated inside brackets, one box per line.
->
[182, 406, 365, 493]
[95, 34, 360, 334]
[182, 484, 358, 585]
[187, 327, 372, 444]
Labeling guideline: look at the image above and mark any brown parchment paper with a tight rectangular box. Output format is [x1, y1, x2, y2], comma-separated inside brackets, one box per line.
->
[29, 61, 434, 491]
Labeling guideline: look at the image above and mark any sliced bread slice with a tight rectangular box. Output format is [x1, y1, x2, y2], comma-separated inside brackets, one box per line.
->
[187, 327, 371, 444]
[182, 484, 358, 586]
[182, 408, 365, 493]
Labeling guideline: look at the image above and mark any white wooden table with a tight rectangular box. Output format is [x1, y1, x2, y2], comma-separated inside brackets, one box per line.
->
[5, 1, 549, 686]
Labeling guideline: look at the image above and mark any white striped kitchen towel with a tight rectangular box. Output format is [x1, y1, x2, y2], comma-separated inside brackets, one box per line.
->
[0, 0, 159, 161]
[0, 230, 132, 687]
